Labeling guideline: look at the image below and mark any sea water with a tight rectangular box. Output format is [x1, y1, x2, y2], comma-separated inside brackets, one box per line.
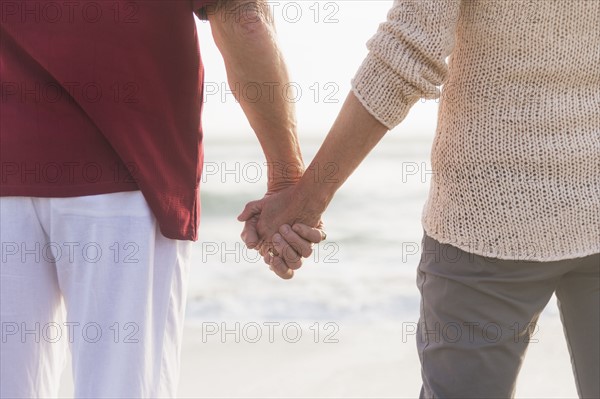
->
[186, 132, 562, 326]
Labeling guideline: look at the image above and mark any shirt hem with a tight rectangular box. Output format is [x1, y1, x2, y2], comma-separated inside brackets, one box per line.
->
[422, 223, 600, 263]
[0, 182, 140, 199]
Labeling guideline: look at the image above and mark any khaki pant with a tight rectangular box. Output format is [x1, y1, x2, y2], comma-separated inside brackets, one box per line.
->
[417, 234, 599, 398]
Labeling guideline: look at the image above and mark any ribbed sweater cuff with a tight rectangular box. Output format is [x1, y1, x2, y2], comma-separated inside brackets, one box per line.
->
[351, 52, 418, 130]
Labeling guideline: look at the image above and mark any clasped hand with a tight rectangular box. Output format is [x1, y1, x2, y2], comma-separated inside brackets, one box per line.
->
[237, 185, 326, 279]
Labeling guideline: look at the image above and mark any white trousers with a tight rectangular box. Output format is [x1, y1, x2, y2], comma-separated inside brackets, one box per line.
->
[0, 192, 191, 398]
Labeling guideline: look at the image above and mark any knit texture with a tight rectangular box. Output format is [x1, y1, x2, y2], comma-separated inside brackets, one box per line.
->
[352, 0, 600, 261]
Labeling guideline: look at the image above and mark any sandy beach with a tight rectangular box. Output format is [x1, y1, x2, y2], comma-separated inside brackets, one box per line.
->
[58, 304, 578, 398]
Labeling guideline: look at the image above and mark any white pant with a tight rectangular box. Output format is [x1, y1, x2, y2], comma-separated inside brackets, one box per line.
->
[0, 192, 191, 398]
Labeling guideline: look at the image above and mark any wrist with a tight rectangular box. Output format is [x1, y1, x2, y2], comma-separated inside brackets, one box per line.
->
[266, 160, 304, 193]
[295, 172, 334, 216]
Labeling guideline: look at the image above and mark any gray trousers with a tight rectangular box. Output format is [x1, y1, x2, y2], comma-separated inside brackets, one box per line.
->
[417, 234, 599, 399]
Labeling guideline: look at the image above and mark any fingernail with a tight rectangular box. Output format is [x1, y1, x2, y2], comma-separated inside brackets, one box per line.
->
[292, 225, 300, 232]
[281, 225, 290, 234]
[273, 233, 282, 243]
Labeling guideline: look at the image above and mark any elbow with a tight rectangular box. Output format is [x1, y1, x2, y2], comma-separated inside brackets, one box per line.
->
[212, 1, 273, 41]
[233, 7, 271, 38]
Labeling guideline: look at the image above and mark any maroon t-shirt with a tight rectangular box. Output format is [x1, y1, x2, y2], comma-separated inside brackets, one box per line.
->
[1, 0, 215, 241]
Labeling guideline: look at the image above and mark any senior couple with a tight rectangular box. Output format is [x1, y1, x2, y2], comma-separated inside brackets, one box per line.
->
[1, 0, 598, 398]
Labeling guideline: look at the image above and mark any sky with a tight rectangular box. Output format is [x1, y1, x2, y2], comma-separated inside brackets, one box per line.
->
[195, 0, 440, 141]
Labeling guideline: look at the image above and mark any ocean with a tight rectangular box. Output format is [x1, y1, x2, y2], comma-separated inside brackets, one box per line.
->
[185, 133, 563, 326]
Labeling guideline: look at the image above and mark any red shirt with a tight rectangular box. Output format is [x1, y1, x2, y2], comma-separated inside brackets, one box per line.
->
[1, 0, 215, 240]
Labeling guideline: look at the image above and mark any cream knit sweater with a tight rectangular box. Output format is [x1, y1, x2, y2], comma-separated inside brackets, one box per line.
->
[352, 0, 599, 261]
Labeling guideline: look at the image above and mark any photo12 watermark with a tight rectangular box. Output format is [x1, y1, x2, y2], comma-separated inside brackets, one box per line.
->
[199, 321, 340, 344]
[201, 161, 339, 185]
[202, 1, 341, 25]
[199, 241, 340, 265]
[0, 1, 140, 24]
[203, 81, 340, 105]
[1, 241, 141, 265]
[1, 161, 139, 186]
[2, 321, 140, 344]
[402, 321, 540, 344]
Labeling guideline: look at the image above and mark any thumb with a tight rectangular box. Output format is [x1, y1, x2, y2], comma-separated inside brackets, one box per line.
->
[237, 200, 263, 221]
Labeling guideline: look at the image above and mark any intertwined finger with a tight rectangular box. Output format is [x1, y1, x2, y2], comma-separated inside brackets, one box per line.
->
[292, 223, 327, 244]
[259, 243, 293, 279]
[272, 233, 303, 270]
[279, 224, 314, 258]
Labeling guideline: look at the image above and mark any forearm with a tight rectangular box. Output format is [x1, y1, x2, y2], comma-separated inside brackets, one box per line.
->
[295, 92, 388, 213]
[290, 0, 460, 217]
[208, 0, 303, 190]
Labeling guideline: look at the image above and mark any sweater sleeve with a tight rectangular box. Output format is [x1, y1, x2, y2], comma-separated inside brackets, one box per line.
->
[351, 0, 461, 130]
